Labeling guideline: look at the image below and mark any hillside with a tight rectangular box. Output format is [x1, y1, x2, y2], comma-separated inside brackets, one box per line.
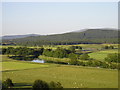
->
[2, 34, 40, 40]
[2, 29, 119, 46]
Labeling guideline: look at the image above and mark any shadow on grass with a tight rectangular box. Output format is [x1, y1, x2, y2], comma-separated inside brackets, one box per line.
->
[14, 83, 32, 88]
[2, 66, 50, 73]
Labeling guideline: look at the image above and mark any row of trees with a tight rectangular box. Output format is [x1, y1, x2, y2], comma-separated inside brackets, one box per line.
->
[42, 47, 91, 61]
[102, 45, 114, 49]
[2, 47, 44, 60]
[68, 53, 91, 65]
[2, 78, 63, 89]
[41, 48, 119, 69]
[33, 80, 63, 89]
[2, 46, 84, 60]
[69, 59, 119, 69]
[43, 48, 72, 58]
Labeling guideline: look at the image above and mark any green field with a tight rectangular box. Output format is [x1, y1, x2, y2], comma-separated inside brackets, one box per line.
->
[89, 49, 118, 61]
[57, 44, 118, 50]
[2, 55, 118, 88]
[1, 44, 118, 49]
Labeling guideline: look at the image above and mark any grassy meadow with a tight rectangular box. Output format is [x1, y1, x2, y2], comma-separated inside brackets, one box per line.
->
[89, 49, 118, 61]
[2, 54, 118, 88]
[1, 44, 119, 88]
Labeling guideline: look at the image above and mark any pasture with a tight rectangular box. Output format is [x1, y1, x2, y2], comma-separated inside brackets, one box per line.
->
[1, 55, 50, 71]
[2, 55, 118, 88]
[89, 49, 118, 61]
[1, 44, 118, 49]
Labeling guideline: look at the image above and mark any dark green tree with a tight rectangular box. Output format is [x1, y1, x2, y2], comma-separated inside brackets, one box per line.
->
[53, 48, 67, 58]
[49, 81, 63, 89]
[105, 53, 119, 63]
[68, 46, 76, 53]
[3, 78, 14, 88]
[104, 46, 109, 49]
[80, 53, 90, 60]
[109, 46, 114, 49]
[32, 80, 49, 90]
[68, 53, 78, 65]
[2, 48, 7, 54]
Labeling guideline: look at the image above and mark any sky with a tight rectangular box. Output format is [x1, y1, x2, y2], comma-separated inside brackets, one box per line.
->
[2, 2, 118, 36]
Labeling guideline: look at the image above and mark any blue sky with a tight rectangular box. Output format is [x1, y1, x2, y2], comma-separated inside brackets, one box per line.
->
[2, 2, 118, 35]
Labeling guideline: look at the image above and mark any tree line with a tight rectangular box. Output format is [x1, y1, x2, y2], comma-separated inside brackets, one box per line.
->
[2, 78, 63, 89]
[2, 46, 119, 69]
[2, 47, 44, 60]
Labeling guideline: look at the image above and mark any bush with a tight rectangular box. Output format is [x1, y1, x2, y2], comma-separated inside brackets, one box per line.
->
[3, 78, 14, 88]
[69, 59, 78, 65]
[68, 53, 79, 65]
[109, 63, 118, 69]
[85, 61, 93, 66]
[68, 46, 76, 53]
[80, 53, 90, 60]
[101, 62, 109, 68]
[77, 61, 85, 66]
[68, 53, 78, 60]
[102, 45, 114, 49]
[32, 80, 49, 90]
[49, 81, 63, 89]
[105, 53, 120, 63]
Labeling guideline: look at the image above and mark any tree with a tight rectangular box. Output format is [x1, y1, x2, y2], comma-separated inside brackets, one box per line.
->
[49, 81, 63, 89]
[68, 46, 76, 53]
[32, 80, 49, 90]
[2, 82, 7, 89]
[103, 46, 109, 49]
[103, 45, 114, 49]
[80, 53, 90, 60]
[3, 78, 14, 88]
[2, 48, 7, 54]
[5, 47, 14, 55]
[68, 53, 78, 65]
[109, 63, 118, 69]
[105, 53, 119, 63]
[75, 46, 82, 49]
[109, 46, 114, 49]
[43, 49, 53, 57]
[53, 48, 67, 58]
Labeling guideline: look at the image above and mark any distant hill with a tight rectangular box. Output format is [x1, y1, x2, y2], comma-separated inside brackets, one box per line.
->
[2, 28, 119, 46]
[2, 34, 40, 40]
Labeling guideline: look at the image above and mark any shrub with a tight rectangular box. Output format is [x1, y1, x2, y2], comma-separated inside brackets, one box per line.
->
[109, 63, 118, 69]
[68, 53, 79, 65]
[77, 61, 85, 66]
[102, 45, 114, 49]
[49, 81, 63, 89]
[2, 82, 7, 89]
[32, 80, 49, 90]
[84, 61, 93, 66]
[80, 53, 90, 60]
[69, 59, 78, 65]
[68, 53, 78, 60]
[105, 53, 120, 63]
[68, 46, 76, 53]
[3, 78, 14, 88]
[101, 62, 109, 68]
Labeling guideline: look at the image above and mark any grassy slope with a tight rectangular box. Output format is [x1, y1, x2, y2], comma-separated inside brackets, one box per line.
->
[2, 55, 118, 88]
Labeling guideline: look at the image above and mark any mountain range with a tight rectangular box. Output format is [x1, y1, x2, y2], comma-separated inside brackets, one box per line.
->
[2, 28, 119, 46]
[2, 34, 40, 40]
